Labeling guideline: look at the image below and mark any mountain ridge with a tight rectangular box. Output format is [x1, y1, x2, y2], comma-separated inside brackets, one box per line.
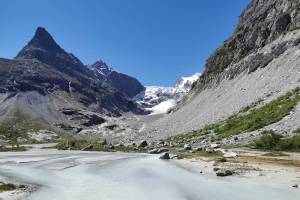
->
[87, 60, 145, 98]
[0, 27, 145, 139]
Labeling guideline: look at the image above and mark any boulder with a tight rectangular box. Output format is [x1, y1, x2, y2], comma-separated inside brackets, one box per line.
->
[183, 144, 192, 150]
[101, 139, 108, 145]
[158, 140, 165, 145]
[149, 148, 159, 154]
[138, 140, 148, 148]
[195, 146, 205, 151]
[224, 152, 237, 158]
[157, 148, 169, 153]
[205, 148, 214, 153]
[81, 114, 105, 127]
[210, 144, 220, 149]
[216, 169, 233, 177]
[105, 124, 118, 130]
[81, 144, 93, 151]
[159, 152, 170, 160]
[214, 148, 226, 153]
[115, 143, 124, 147]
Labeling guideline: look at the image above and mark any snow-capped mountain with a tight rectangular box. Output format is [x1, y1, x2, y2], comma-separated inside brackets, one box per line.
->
[133, 73, 201, 114]
[87, 60, 113, 78]
[87, 60, 145, 98]
[175, 73, 201, 91]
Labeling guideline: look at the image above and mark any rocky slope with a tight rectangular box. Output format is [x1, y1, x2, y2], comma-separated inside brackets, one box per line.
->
[197, 0, 300, 88]
[135, 0, 300, 144]
[87, 60, 144, 98]
[0, 27, 144, 141]
[133, 73, 200, 114]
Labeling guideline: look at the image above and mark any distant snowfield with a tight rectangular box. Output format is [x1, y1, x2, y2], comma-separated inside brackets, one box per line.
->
[0, 149, 299, 200]
[134, 73, 201, 115]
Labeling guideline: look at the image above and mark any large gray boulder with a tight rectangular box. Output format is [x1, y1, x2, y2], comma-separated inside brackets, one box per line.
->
[157, 148, 169, 153]
[159, 152, 170, 160]
[183, 144, 192, 150]
[81, 144, 93, 151]
[138, 140, 148, 148]
[149, 149, 159, 154]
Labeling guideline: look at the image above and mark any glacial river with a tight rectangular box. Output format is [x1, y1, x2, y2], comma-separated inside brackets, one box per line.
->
[0, 148, 299, 200]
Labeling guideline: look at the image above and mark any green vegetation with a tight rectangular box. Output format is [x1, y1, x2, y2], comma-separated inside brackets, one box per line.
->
[0, 183, 16, 192]
[0, 109, 62, 146]
[0, 109, 28, 147]
[56, 139, 148, 153]
[0, 146, 27, 152]
[250, 130, 300, 152]
[262, 152, 289, 157]
[174, 151, 223, 159]
[166, 87, 300, 143]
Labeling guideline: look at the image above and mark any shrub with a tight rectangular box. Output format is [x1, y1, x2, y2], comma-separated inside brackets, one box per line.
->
[0, 184, 16, 192]
[252, 130, 300, 152]
[252, 130, 283, 150]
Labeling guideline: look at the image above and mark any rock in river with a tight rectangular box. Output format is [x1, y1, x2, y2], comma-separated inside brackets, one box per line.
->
[159, 152, 170, 160]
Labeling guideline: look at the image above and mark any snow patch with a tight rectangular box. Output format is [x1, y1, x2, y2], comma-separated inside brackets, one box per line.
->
[147, 99, 176, 115]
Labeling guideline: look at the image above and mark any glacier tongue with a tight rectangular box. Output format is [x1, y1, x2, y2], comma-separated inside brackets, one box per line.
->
[133, 73, 200, 114]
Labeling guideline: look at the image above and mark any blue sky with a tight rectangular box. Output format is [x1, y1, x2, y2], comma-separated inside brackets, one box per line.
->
[0, 0, 250, 86]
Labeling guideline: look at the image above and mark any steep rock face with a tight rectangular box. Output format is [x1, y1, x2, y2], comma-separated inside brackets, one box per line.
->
[199, 0, 300, 86]
[87, 61, 145, 98]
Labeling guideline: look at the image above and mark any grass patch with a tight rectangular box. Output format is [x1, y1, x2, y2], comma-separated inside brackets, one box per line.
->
[0, 183, 16, 192]
[262, 152, 289, 157]
[250, 130, 300, 152]
[166, 87, 300, 143]
[174, 151, 223, 159]
[0, 146, 27, 152]
[0, 108, 65, 145]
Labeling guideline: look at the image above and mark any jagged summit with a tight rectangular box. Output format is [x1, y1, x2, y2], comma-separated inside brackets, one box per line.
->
[25, 27, 61, 52]
[16, 27, 84, 72]
[87, 60, 145, 98]
[16, 27, 62, 57]
[88, 60, 112, 76]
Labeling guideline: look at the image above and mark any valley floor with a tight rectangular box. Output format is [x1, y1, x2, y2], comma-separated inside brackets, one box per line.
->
[0, 144, 299, 200]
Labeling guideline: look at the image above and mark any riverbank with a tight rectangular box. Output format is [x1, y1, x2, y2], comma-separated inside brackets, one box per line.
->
[173, 149, 300, 188]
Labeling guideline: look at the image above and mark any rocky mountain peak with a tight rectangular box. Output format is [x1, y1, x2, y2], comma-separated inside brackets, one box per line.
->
[16, 27, 85, 74]
[27, 27, 61, 52]
[88, 60, 112, 76]
[87, 60, 144, 98]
